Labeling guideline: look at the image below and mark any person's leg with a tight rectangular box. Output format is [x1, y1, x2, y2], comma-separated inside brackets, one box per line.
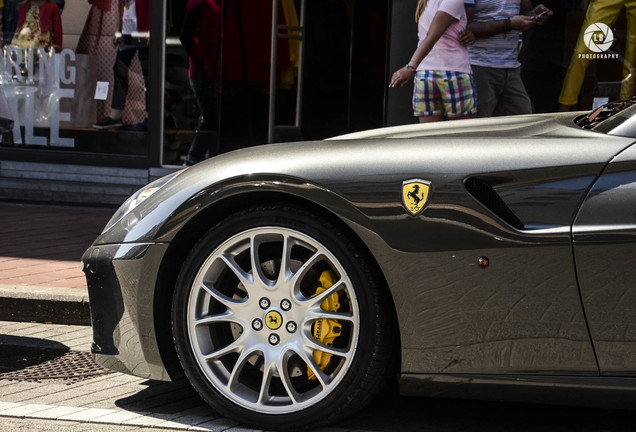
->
[93, 45, 134, 127]
[621, 0, 636, 100]
[442, 71, 478, 120]
[186, 78, 220, 165]
[198, 79, 220, 158]
[137, 44, 150, 117]
[471, 65, 502, 118]
[494, 67, 532, 116]
[111, 44, 136, 113]
[186, 79, 208, 164]
[413, 70, 445, 122]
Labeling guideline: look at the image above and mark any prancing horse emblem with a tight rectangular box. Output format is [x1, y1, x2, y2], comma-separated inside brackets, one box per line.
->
[402, 179, 431, 216]
[265, 311, 283, 330]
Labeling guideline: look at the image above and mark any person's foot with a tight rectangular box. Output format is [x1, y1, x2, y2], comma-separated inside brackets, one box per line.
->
[93, 116, 123, 129]
[118, 119, 148, 132]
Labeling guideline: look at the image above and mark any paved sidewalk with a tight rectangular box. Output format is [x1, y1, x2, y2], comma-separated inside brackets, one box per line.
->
[0, 202, 114, 324]
[0, 320, 233, 431]
[0, 205, 381, 431]
[0, 321, 372, 432]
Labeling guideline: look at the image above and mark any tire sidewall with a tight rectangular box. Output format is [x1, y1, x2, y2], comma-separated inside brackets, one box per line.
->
[172, 205, 386, 430]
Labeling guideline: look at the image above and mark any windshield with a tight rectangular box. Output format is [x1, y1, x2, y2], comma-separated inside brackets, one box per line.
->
[575, 99, 636, 137]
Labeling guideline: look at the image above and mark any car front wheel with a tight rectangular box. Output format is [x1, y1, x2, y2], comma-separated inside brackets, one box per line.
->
[172, 205, 393, 430]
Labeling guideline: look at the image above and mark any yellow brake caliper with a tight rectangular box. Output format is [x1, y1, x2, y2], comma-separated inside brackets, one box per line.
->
[308, 270, 342, 380]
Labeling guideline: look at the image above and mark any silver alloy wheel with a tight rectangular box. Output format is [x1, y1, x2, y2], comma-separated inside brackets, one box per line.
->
[186, 227, 360, 414]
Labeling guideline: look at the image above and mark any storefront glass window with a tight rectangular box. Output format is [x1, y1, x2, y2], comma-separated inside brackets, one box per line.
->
[2, 1, 634, 166]
[163, 0, 222, 166]
[163, 0, 388, 166]
[0, 0, 151, 156]
[0, 0, 387, 165]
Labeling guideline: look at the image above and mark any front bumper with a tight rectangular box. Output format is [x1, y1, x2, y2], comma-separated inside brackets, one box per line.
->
[82, 242, 172, 381]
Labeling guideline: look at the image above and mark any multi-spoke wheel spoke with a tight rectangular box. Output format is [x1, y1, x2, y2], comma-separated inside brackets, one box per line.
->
[203, 337, 244, 361]
[186, 226, 360, 415]
[200, 281, 243, 308]
[194, 310, 237, 326]
[221, 253, 251, 283]
[303, 279, 345, 307]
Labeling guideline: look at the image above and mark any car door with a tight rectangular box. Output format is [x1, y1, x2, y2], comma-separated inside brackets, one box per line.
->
[573, 142, 636, 375]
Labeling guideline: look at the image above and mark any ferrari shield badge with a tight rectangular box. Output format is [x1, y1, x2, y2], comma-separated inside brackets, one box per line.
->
[402, 179, 431, 216]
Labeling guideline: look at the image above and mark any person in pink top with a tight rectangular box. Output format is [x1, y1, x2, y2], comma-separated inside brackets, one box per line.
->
[390, 0, 476, 122]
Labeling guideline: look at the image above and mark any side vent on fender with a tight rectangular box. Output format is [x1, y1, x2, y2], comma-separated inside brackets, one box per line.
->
[465, 178, 524, 230]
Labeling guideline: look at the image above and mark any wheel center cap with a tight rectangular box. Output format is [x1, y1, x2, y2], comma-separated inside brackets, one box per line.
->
[265, 311, 283, 330]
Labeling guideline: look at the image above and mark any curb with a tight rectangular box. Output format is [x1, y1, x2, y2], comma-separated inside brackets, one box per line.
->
[0, 285, 90, 326]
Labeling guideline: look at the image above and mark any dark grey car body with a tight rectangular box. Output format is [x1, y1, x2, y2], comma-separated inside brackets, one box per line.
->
[83, 109, 636, 407]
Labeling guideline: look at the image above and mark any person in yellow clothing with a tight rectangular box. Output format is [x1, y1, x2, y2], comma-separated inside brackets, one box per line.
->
[559, 0, 636, 109]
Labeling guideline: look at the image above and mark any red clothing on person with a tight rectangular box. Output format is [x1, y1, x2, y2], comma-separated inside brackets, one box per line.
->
[89, 0, 111, 12]
[181, 0, 222, 80]
[16, 1, 63, 48]
[222, 0, 290, 83]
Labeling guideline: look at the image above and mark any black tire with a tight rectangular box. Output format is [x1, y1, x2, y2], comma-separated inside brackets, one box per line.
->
[171, 204, 393, 430]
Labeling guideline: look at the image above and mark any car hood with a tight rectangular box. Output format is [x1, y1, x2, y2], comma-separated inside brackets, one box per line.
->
[94, 112, 635, 246]
[330, 112, 591, 140]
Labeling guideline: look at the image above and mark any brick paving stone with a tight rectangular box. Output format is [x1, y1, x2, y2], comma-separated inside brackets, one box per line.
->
[153, 415, 220, 430]
[2, 323, 68, 338]
[41, 278, 87, 290]
[23, 388, 92, 407]
[5, 387, 59, 403]
[28, 404, 86, 419]
[0, 401, 23, 410]
[85, 408, 146, 425]
[0, 321, 93, 350]
[0, 264, 77, 278]
[170, 405, 217, 418]
[189, 418, 240, 432]
[57, 407, 121, 422]
[59, 382, 143, 407]
[2, 273, 74, 286]
[0, 259, 59, 271]
[0, 321, 38, 332]
[116, 387, 203, 413]
[0, 256, 18, 263]
[0, 382, 47, 400]
[4, 267, 50, 278]
[0, 203, 113, 292]
[120, 411, 183, 427]
[86, 390, 150, 411]
[1, 402, 54, 416]
[52, 336, 93, 352]
[8, 326, 69, 341]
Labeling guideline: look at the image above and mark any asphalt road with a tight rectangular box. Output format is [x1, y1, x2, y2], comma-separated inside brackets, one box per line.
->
[1, 321, 635, 432]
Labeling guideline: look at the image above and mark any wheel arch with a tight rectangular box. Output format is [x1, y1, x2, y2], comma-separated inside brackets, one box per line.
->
[153, 190, 401, 381]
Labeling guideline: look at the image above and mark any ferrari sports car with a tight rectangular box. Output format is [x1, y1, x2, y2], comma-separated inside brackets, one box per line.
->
[83, 100, 636, 430]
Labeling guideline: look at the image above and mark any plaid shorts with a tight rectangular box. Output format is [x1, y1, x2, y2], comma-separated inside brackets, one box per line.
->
[413, 70, 477, 118]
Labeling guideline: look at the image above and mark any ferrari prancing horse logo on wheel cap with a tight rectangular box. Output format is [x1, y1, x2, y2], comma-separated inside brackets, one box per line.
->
[402, 179, 431, 216]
